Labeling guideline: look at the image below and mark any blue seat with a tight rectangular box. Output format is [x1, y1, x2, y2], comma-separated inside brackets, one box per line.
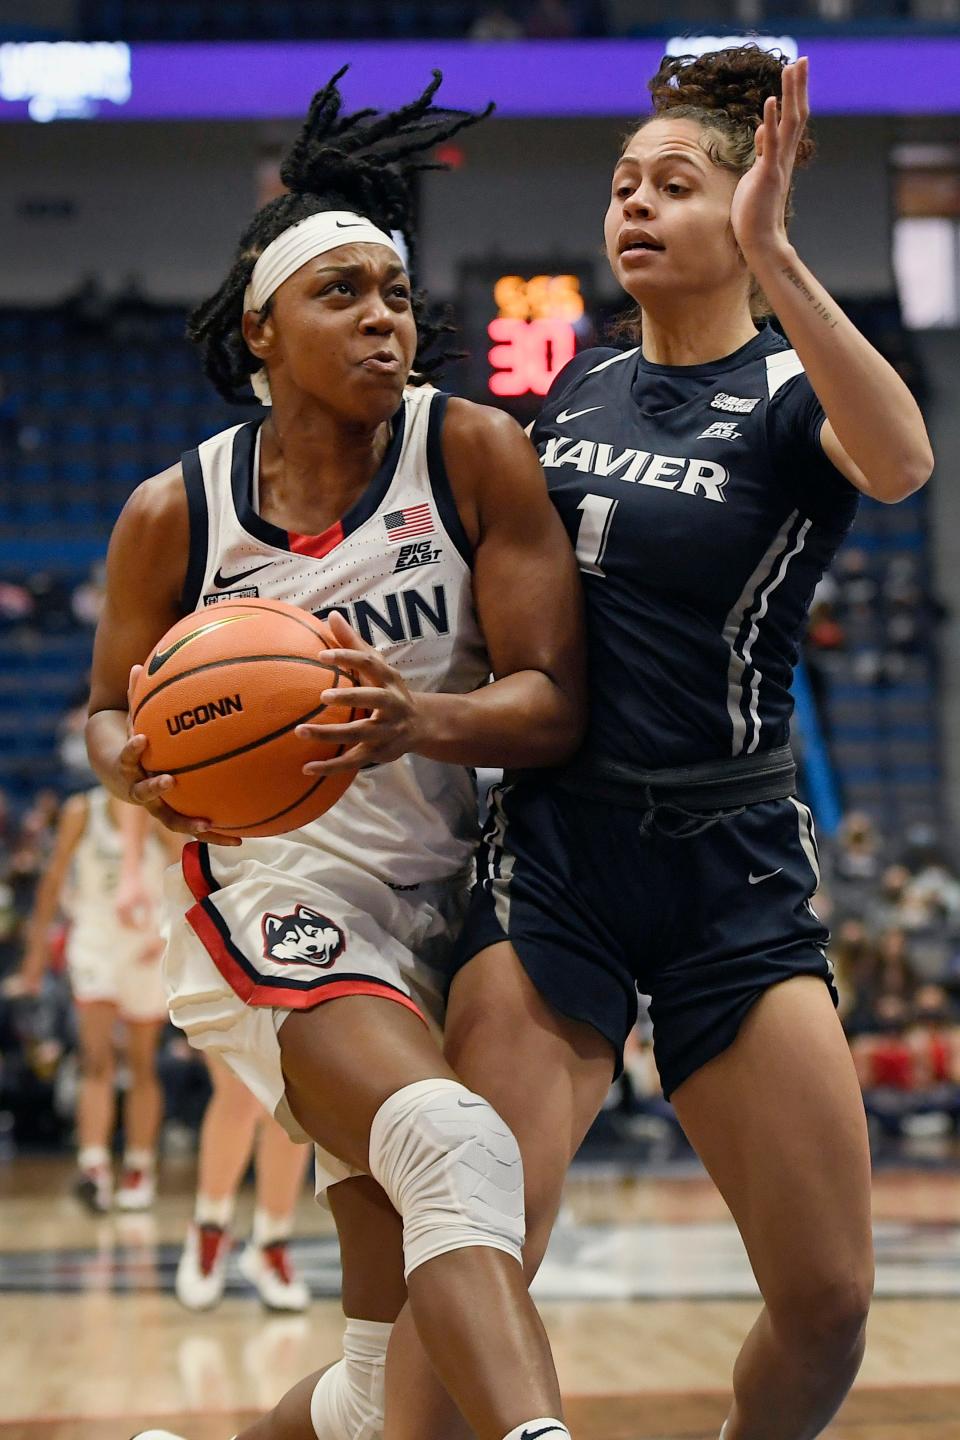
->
[63, 421, 96, 446]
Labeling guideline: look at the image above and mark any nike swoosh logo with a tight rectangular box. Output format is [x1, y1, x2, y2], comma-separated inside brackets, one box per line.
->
[748, 868, 783, 885]
[146, 615, 252, 676]
[556, 405, 604, 424]
[213, 561, 272, 589]
[334, 219, 366, 228]
[456, 1099, 489, 1109]
[520, 1428, 567, 1440]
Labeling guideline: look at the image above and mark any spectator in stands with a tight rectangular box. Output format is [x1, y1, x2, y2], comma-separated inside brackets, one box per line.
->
[834, 811, 883, 883]
[867, 863, 913, 932]
[24, 572, 74, 634]
[469, 3, 523, 38]
[18, 789, 59, 855]
[873, 926, 917, 1003]
[525, 0, 576, 37]
[58, 700, 97, 790]
[64, 274, 112, 337]
[829, 915, 877, 1026]
[0, 871, 16, 980]
[0, 788, 13, 855]
[0, 580, 34, 628]
[113, 272, 164, 345]
[5, 843, 44, 926]
[850, 992, 913, 1101]
[909, 983, 960, 1091]
[900, 831, 960, 927]
[807, 589, 845, 656]
[833, 546, 876, 605]
[71, 561, 106, 630]
[850, 977, 960, 1137]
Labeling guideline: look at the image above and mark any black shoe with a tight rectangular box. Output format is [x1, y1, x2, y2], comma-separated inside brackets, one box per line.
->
[73, 1166, 111, 1214]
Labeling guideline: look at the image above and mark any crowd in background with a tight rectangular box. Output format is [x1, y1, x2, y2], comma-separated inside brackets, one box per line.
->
[591, 805, 960, 1153]
[6, 0, 960, 47]
[465, 0, 960, 41]
[805, 547, 943, 699]
[3, 771, 959, 1167]
[0, 786, 211, 1158]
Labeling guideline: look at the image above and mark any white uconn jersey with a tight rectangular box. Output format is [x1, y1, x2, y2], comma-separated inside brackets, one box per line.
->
[180, 386, 489, 885]
[66, 787, 167, 955]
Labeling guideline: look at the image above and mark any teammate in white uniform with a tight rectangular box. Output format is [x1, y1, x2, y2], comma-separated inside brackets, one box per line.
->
[86, 74, 586, 1440]
[119, 807, 312, 1312]
[16, 786, 168, 1212]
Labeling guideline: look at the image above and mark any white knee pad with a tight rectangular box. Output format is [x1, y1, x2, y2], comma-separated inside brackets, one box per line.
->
[368, 1077, 525, 1277]
[310, 1318, 391, 1440]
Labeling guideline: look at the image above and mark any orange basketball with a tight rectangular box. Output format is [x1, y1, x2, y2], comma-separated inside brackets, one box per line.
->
[130, 598, 361, 838]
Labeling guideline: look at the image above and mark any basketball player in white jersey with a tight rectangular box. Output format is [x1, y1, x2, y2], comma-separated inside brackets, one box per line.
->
[120, 807, 312, 1311]
[87, 74, 586, 1440]
[16, 786, 169, 1212]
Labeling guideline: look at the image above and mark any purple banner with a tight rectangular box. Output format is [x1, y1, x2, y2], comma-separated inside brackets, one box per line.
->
[0, 37, 958, 123]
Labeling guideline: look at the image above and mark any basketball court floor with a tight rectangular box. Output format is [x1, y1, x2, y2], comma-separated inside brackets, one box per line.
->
[3, 1148, 960, 1440]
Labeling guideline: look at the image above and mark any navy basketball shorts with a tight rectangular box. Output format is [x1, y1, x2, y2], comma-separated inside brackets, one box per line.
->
[452, 781, 837, 1099]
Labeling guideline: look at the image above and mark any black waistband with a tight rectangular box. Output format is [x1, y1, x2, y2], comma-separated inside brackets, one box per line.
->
[552, 744, 797, 813]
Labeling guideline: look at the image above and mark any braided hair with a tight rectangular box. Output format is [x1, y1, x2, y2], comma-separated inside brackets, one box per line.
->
[187, 68, 492, 404]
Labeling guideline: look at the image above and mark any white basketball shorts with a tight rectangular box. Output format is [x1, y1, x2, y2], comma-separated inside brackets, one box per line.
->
[163, 841, 468, 1193]
[67, 927, 168, 1023]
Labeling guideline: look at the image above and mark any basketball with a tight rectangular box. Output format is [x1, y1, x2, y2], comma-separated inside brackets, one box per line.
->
[129, 598, 361, 837]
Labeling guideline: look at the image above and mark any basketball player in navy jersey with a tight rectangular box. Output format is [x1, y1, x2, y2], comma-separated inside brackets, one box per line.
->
[84, 74, 587, 1440]
[384, 50, 934, 1440]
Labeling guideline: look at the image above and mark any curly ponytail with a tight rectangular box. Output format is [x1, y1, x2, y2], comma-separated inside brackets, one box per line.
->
[188, 68, 492, 404]
[609, 44, 815, 336]
[647, 44, 814, 199]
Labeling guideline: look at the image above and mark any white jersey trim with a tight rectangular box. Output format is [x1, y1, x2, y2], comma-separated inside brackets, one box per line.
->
[765, 348, 805, 399]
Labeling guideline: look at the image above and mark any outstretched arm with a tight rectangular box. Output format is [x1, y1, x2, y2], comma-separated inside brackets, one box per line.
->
[14, 794, 87, 994]
[114, 803, 184, 928]
[733, 57, 933, 503]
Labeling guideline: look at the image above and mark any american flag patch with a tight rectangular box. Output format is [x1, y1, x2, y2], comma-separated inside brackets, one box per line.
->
[384, 504, 434, 542]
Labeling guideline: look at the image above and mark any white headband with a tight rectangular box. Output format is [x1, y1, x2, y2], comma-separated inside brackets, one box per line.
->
[242, 210, 404, 405]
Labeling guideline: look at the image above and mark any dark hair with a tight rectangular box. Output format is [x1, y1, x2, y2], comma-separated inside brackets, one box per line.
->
[188, 68, 492, 403]
[609, 44, 814, 338]
[647, 44, 814, 204]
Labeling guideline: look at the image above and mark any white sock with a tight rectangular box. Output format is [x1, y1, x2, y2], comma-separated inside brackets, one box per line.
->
[78, 1145, 110, 1170]
[502, 1421, 570, 1440]
[194, 1193, 234, 1229]
[124, 1148, 155, 1171]
[309, 1319, 393, 1440]
[252, 1205, 293, 1247]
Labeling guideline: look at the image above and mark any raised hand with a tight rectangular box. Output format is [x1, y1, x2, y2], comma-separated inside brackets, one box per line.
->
[730, 56, 809, 259]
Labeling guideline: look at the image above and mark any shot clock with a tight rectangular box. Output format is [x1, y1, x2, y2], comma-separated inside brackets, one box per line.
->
[458, 261, 597, 420]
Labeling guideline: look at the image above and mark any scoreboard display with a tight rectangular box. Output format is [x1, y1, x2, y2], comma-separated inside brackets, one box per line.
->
[458, 260, 597, 421]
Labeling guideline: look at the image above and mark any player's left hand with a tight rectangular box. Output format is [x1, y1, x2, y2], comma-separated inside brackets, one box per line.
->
[115, 873, 152, 930]
[295, 611, 425, 775]
[730, 56, 808, 259]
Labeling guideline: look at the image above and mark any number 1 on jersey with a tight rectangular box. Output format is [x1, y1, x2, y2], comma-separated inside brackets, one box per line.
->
[575, 493, 618, 576]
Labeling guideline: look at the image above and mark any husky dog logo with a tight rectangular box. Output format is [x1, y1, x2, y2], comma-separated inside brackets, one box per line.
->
[261, 905, 345, 969]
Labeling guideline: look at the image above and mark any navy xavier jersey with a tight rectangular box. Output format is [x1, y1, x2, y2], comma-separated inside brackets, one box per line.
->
[533, 325, 859, 769]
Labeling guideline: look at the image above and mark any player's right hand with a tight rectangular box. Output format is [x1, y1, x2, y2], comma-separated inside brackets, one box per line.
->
[118, 666, 242, 846]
